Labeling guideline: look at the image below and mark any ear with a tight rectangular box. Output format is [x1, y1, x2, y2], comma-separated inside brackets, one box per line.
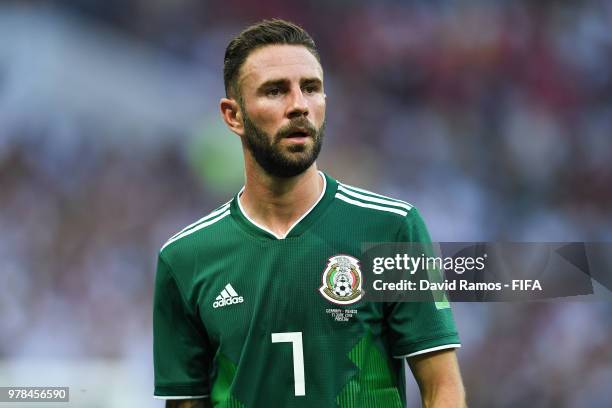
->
[220, 97, 244, 136]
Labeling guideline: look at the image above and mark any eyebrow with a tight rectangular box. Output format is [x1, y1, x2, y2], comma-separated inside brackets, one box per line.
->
[257, 77, 323, 91]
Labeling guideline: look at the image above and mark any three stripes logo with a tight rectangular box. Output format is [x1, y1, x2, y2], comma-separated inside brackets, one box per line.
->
[213, 283, 244, 308]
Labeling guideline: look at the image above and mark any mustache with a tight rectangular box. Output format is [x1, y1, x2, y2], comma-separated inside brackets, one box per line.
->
[276, 118, 318, 140]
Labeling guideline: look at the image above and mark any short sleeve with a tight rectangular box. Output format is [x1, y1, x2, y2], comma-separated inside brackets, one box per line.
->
[153, 254, 211, 398]
[385, 208, 461, 358]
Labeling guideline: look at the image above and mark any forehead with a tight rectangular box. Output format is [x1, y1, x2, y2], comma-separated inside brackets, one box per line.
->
[238, 44, 323, 90]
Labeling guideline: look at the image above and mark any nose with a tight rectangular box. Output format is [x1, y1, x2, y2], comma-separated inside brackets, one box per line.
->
[287, 86, 309, 118]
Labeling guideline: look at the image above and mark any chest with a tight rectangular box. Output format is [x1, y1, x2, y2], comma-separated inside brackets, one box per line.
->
[194, 241, 382, 345]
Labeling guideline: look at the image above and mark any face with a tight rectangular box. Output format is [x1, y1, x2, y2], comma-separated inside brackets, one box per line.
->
[236, 44, 326, 178]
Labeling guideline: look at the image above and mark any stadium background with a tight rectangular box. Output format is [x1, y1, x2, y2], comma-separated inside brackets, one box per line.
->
[0, 0, 610, 406]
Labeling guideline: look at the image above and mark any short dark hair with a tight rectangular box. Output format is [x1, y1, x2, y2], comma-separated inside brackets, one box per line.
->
[223, 19, 320, 98]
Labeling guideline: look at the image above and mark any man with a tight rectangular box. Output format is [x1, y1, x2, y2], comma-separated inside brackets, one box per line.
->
[154, 19, 465, 408]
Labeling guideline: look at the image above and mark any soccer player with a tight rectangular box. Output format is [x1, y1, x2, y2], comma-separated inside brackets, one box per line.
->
[154, 19, 465, 408]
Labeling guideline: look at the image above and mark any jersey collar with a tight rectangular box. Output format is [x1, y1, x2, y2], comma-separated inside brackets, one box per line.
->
[231, 171, 337, 240]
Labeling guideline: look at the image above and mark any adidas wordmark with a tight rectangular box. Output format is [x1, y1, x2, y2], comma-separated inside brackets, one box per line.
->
[213, 283, 244, 308]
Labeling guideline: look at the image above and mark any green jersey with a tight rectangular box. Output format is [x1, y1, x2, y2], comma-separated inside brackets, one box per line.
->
[153, 172, 460, 407]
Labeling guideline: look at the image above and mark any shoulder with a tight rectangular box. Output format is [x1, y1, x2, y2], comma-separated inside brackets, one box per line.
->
[333, 179, 415, 219]
[159, 198, 234, 257]
[328, 178, 429, 240]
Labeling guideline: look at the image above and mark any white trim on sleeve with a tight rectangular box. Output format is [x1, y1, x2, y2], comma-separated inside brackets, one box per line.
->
[394, 343, 461, 359]
[153, 394, 209, 400]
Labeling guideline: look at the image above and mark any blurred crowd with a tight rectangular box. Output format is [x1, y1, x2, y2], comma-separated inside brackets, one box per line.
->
[0, 0, 610, 406]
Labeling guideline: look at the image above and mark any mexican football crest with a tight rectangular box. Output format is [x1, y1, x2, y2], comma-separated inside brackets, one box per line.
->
[319, 255, 363, 305]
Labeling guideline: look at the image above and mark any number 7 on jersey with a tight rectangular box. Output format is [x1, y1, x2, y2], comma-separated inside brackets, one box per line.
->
[271, 332, 305, 396]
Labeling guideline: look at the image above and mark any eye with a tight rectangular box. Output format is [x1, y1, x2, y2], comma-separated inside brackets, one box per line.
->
[266, 87, 281, 97]
[303, 85, 318, 94]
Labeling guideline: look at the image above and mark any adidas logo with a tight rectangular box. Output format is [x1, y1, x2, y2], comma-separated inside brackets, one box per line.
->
[213, 284, 244, 308]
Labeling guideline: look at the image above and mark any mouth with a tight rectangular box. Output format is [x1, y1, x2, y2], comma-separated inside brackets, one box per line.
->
[281, 129, 311, 146]
[285, 129, 310, 138]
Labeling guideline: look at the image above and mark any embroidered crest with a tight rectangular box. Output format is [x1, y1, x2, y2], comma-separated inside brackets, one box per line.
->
[319, 255, 363, 305]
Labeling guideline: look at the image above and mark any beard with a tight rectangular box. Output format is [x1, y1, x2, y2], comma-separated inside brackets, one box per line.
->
[242, 110, 325, 178]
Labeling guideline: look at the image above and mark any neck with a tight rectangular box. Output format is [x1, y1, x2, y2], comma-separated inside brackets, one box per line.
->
[239, 165, 324, 238]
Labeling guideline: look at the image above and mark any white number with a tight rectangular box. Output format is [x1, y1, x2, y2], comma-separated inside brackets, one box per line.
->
[271, 331, 305, 396]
